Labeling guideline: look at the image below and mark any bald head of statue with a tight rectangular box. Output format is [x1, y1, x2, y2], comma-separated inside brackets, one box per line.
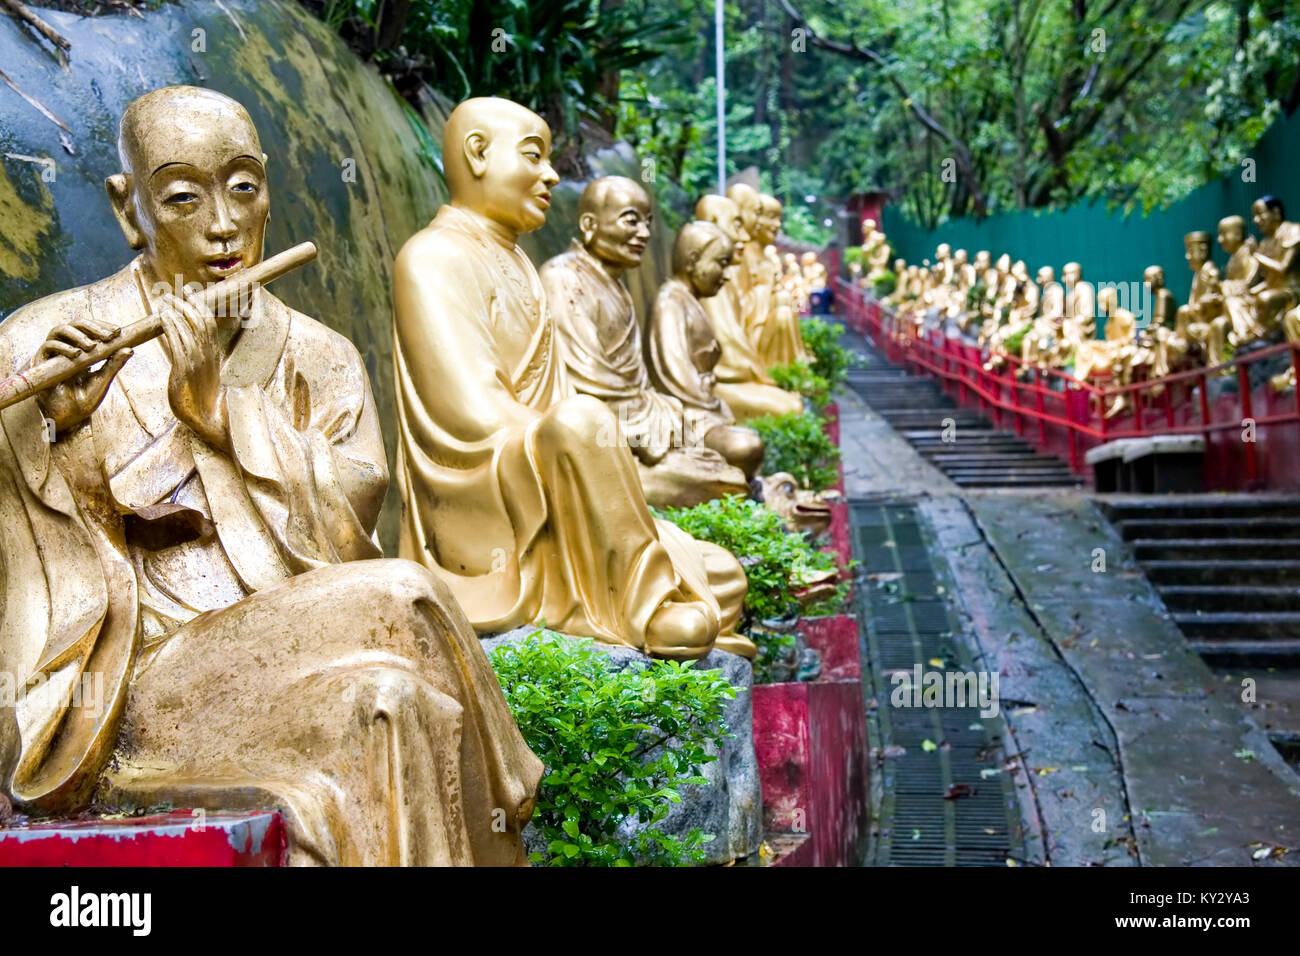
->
[578, 175, 652, 274]
[694, 194, 749, 250]
[107, 85, 269, 290]
[444, 96, 560, 241]
[755, 193, 783, 246]
[726, 183, 761, 236]
[673, 220, 733, 299]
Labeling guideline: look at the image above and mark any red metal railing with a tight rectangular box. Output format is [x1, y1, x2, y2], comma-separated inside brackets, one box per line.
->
[837, 279, 1300, 491]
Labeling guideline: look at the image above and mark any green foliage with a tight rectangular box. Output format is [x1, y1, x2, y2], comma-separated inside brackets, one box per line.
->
[654, 495, 843, 638]
[749, 410, 841, 491]
[488, 631, 734, 866]
[800, 316, 852, 394]
[770, 359, 831, 409]
[314, 0, 683, 149]
[872, 269, 898, 297]
[616, 0, 1297, 228]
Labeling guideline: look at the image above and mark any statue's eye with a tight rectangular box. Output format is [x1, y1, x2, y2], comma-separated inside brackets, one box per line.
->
[232, 181, 257, 194]
[163, 191, 197, 206]
[782, 482, 795, 495]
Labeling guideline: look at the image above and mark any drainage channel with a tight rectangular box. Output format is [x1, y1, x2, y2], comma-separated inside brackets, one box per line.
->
[852, 498, 1027, 866]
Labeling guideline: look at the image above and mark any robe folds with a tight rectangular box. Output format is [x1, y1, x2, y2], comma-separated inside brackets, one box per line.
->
[540, 242, 747, 506]
[0, 259, 541, 865]
[740, 244, 807, 369]
[393, 205, 747, 654]
[701, 271, 803, 423]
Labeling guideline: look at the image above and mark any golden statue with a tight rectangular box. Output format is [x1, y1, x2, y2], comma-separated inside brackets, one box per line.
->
[1251, 196, 1300, 326]
[1059, 262, 1096, 365]
[1021, 266, 1062, 368]
[0, 86, 541, 866]
[539, 176, 754, 506]
[747, 190, 809, 366]
[1175, 232, 1228, 366]
[1215, 214, 1265, 345]
[392, 98, 754, 660]
[693, 195, 803, 421]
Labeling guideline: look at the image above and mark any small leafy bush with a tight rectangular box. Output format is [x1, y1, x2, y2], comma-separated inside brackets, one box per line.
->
[871, 269, 897, 298]
[655, 493, 843, 627]
[800, 316, 852, 397]
[655, 497, 847, 681]
[770, 359, 832, 409]
[748, 411, 841, 491]
[489, 632, 734, 866]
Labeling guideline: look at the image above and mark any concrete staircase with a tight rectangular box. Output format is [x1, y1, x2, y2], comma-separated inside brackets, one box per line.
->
[1105, 497, 1300, 668]
[847, 367, 1080, 488]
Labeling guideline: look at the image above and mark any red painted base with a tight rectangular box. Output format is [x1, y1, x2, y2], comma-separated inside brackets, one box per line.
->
[799, 614, 861, 681]
[752, 678, 870, 866]
[0, 811, 287, 867]
[826, 501, 852, 570]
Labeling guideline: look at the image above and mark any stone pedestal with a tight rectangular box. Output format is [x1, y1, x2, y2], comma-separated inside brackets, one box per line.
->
[482, 629, 762, 865]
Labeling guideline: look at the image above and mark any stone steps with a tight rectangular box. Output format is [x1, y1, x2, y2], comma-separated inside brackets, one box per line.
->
[1159, 584, 1300, 612]
[1132, 538, 1300, 561]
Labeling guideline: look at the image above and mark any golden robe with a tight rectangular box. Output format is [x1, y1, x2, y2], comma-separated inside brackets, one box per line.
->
[539, 241, 747, 506]
[702, 272, 803, 422]
[393, 206, 746, 653]
[0, 259, 540, 865]
[742, 244, 807, 368]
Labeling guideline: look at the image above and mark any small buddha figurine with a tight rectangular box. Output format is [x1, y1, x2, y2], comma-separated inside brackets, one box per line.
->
[1060, 262, 1097, 359]
[1022, 266, 1062, 368]
[744, 189, 809, 366]
[1146, 265, 1186, 380]
[1206, 215, 1262, 350]
[1176, 231, 1228, 365]
[1094, 285, 1146, 417]
[0, 86, 542, 866]
[393, 98, 754, 660]
[1250, 196, 1300, 327]
[695, 195, 803, 421]
[539, 176, 755, 507]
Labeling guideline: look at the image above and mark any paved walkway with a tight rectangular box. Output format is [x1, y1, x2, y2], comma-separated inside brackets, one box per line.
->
[838, 330, 1300, 866]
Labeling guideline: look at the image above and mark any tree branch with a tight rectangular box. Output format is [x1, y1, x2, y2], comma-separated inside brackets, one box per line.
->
[776, 0, 988, 216]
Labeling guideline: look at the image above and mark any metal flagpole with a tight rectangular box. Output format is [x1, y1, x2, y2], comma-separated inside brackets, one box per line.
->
[715, 0, 726, 194]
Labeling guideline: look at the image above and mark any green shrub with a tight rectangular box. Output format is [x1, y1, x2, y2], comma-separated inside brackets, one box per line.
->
[871, 269, 897, 298]
[748, 411, 841, 491]
[769, 359, 832, 409]
[488, 632, 733, 866]
[657, 493, 841, 612]
[655, 497, 847, 681]
[799, 315, 853, 396]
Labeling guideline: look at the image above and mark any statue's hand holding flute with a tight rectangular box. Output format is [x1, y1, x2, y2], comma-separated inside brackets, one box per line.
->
[13, 241, 317, 441]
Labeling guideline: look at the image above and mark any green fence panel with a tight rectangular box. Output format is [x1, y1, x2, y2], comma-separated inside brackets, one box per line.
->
[882, 115, 1299, 304]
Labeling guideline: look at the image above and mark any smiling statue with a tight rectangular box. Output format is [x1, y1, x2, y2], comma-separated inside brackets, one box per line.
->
[539, 175, 759, 507]
[392, 98, 755, 660]
[0, 86, 543, 865]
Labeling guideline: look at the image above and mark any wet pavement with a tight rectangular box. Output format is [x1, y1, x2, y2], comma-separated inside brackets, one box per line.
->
[838, 323, 1300, 866]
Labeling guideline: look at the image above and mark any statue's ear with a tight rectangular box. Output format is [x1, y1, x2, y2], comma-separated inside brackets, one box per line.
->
[463, 129, 490, 179]
[105, 173, 145, 250]
[578, 211, 597, 242]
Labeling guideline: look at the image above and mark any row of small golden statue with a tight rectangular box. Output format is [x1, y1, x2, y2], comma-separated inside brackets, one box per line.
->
[881, 200, 1300, 414]
[0, 87, 829, 866]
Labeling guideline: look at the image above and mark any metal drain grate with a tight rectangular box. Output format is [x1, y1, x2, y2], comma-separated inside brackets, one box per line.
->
[852, 500, 1024, 867]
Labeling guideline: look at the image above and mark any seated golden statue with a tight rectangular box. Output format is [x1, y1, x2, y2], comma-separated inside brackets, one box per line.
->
[1251, 196, 1300, 325]
[1146, 265, 1188, 381]
[1018, 266, 1061, 368]
[539, 176, 754, 506]
[745, 190, 808, 367]
[1216, 214, 1265, 345]
[693, 195, 803, 421]
[393, 98, 754, 660]
[0, 86, 541, 866]
[1175, 231, 1228, 366]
